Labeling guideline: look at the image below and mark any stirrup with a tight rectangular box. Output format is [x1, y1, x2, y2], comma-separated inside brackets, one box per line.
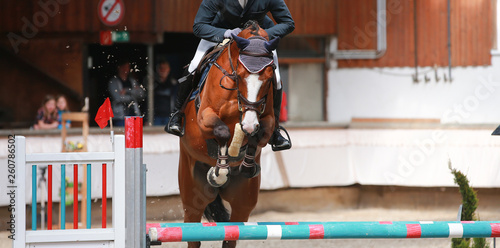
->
[270, 126, 292, 151]
[165, 111, 185, 137]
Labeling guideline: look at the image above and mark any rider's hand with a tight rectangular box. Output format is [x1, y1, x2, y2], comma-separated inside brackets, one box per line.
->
[224, 28, 242, 38]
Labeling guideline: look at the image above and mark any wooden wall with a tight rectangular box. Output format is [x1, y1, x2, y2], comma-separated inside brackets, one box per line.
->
[337, 0, 494, 68]
[0, 0, 155, 33]
[280, 0, 337, 35]
[337, 0, 378, 51]
[12, 39, 83, 95]
[154, 0, 338, 35]
[156, 0, 202, 33]
[0, 0, 338, 35]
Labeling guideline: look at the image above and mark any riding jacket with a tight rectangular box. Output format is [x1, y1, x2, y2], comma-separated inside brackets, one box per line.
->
[193, 0, 295, 43]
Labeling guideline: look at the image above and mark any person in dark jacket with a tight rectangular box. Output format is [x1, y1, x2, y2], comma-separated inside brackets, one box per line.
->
[108, 59, 145, 127]
[153, 59, 178, 125]
[166, 0, 294, 151]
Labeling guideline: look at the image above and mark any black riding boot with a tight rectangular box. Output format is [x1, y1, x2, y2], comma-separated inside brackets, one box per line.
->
[164, 72, 195, 137]
[269, 88, 292, 151]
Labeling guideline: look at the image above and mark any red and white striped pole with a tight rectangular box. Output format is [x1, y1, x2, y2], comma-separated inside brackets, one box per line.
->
[125, 116, 146, 248]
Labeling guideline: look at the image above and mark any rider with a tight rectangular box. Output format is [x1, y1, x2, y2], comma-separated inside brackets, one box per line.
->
[165, 0, 295, 151]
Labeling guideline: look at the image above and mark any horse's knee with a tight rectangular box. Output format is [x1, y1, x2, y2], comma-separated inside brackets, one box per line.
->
[213, 123, 230, 143]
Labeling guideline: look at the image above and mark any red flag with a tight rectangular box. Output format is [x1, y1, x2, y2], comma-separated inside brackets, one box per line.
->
[95, 97, 114, 129]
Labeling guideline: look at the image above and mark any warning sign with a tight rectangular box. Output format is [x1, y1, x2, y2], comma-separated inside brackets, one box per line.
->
[98, 0, 125, 26]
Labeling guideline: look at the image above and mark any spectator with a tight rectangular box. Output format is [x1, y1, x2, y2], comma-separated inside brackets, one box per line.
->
[56, 95, 71, 129]
[153, 58, 178, 125]
[108, 58, 145, 126]
[33, 95, 59, 130]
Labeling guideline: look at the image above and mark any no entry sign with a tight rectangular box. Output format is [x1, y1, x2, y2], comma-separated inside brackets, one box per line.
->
[98, 0, 125, 26]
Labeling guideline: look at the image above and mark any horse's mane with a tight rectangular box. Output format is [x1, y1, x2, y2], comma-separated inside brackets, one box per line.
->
[243, 20, 261, 36]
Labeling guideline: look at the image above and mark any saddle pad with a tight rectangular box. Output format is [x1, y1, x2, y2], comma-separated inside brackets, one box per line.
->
[189, 62, 212, 101]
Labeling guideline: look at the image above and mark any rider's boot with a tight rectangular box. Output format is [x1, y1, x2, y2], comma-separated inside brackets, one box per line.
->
[164, 71, 195, 137]
[269, 88, 292, 151]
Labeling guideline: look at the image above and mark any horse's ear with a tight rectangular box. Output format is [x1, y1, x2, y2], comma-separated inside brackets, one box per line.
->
[264, 37, 280, 52]
[232, 34, 250, 50]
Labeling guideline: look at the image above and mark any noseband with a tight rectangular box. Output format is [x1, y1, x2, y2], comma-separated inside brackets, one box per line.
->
[213, 37, 274, 119]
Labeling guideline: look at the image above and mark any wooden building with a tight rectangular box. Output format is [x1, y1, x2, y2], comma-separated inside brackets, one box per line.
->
[0, 0, 494, 128]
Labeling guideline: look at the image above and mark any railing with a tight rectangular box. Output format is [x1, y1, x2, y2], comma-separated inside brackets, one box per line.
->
[12, 135, 126, 248]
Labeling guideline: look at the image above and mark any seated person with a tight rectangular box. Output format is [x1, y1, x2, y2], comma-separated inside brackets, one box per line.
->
[33, 95, 59, 130]
[56, 94, 71, 129]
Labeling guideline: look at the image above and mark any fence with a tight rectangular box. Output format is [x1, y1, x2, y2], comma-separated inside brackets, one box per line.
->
[12, 116, 145, 248]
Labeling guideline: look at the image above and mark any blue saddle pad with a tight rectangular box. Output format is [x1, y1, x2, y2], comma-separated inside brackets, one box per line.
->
[189, 62, 212, 101]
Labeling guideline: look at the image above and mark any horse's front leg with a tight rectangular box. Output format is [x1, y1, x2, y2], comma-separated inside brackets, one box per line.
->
[207, 143, 231, 187]
[258, 114, 275, 147]
[238, 115, 274, 178]
[199, 107, 232, 187]
[238, 134, 261, 178]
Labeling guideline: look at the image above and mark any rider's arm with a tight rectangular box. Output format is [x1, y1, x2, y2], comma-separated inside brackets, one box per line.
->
[193, 0, 227, 43]
[265, 0, 295, 39]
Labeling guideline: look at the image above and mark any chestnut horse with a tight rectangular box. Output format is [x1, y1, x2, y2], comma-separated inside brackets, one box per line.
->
[178, 21, 279, 248]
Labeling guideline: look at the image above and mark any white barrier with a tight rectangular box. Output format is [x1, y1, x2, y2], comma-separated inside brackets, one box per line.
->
[12, 116, 146, 248]
[12, 134, 126, 248]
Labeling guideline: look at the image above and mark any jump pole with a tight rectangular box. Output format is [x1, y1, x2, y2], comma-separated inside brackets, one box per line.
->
[147, 221, 500, 242]
[125, 116, 146, 248]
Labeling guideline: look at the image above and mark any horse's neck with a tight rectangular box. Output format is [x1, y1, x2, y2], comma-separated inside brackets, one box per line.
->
[200, 43, 239, 103]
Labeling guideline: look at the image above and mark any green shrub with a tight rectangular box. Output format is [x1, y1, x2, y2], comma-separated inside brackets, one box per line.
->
[449, 161, 489, 248]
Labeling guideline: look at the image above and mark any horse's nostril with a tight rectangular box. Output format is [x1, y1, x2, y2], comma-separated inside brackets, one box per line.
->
[242, 124, 254, 135]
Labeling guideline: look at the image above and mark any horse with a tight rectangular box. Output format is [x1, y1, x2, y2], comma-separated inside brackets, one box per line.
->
[178, 21, 280, 248]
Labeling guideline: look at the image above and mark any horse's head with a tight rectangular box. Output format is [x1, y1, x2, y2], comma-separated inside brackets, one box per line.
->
[230, 21, 280, 136]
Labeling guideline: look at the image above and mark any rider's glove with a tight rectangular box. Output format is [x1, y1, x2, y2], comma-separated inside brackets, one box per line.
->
[224, 28, 242, 38]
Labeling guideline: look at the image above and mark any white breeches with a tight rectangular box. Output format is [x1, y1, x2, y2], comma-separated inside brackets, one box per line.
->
[188, 39, 282, 90]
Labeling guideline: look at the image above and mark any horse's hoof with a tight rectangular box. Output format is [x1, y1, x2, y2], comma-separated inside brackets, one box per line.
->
[207, 167, 230, 187]
[239, 162, 261, 178]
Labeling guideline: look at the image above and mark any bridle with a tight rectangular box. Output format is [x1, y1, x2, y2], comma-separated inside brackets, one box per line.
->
[212, 37, 275, 119]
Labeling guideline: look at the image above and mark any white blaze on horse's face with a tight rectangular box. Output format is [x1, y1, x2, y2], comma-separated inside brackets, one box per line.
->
[241, 74, 263, 135]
